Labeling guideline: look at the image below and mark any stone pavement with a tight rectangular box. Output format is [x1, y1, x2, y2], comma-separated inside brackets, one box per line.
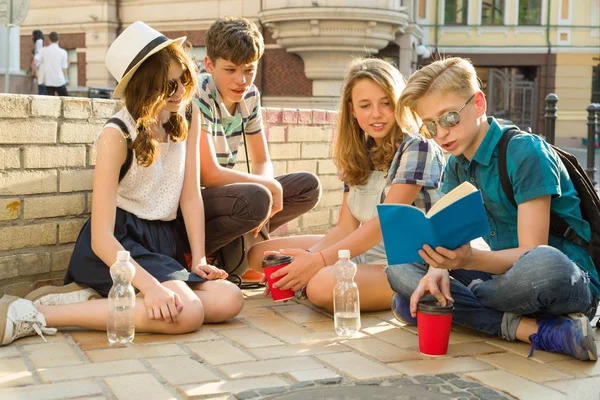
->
[0, 288, 599, 400]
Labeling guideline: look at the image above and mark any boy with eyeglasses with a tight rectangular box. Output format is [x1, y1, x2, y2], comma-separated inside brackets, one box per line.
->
[193, 17, 321, 282]
[387, 57, 598, 361]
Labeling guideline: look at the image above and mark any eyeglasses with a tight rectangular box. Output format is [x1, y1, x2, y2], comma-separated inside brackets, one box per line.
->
[166, 70, 191, 98]
[419, 93, 477, 138]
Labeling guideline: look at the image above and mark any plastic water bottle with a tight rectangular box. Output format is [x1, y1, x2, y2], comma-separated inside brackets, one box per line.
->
[333, 249, 361, 337]
[107, 250, 136, 345]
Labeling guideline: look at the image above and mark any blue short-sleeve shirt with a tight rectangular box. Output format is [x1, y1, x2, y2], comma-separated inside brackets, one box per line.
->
[442, 117, 599, 297]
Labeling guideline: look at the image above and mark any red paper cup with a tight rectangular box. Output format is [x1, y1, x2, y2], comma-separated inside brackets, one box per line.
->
[262, 255, 295, 302]
[417, 300, 454, 356]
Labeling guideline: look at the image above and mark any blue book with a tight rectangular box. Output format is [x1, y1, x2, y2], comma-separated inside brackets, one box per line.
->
[377, 182, 490, 264]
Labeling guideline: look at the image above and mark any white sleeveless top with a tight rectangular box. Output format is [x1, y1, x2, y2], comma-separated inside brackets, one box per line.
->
[99, 108, 186, 221]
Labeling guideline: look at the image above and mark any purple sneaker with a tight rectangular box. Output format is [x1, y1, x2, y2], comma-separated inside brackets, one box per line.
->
[391, 293, 417, 325]
[529, 313, 597, 361]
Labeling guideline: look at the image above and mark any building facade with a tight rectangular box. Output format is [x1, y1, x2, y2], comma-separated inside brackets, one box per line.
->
[7, 0, 600, 140]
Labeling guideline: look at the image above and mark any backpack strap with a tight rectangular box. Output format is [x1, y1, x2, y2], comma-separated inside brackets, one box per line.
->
[105, 117, 133, 183]
[497, 128, 590, 248]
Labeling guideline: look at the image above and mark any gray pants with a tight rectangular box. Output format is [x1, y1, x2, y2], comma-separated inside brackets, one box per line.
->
[202, 172, 321, 256]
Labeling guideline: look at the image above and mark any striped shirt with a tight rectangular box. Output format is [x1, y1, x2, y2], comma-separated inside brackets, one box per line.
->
[193, 73, 263, 168]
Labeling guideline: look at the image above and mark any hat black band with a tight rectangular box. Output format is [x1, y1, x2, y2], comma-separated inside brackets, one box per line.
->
[123, 35, 169, 77]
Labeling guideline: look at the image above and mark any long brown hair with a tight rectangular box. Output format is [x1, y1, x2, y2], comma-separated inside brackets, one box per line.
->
[124, 42, 198, 167]
[395, 57, 479, 138]
[333, 58, 406, 187]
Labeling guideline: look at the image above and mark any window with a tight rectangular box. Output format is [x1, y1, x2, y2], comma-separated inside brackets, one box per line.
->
[191, 47, 206, 73]
[419, 0, 427, 19]
[445, 0, 469, 25]
[481, 0, 504, 25]
[519, 0, 542, 25]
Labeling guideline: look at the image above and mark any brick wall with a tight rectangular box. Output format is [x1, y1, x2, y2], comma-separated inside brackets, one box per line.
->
[0, 94, 342, 297]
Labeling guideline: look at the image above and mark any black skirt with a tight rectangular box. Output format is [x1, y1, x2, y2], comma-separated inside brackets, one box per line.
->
[65, 208, 206, 297]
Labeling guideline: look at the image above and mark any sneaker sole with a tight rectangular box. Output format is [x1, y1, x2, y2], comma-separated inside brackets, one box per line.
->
[569, 313, 598, 361]
[0, 295, 18, 345]
[25, 283, 101, 306]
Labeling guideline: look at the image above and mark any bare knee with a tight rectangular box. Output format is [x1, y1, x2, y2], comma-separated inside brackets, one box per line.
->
[171, 298, 205, 334]
[306, 268, 336, 311]
[210, 281, 244, 323]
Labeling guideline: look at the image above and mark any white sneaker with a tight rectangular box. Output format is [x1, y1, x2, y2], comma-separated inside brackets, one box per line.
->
[0, 295, 57, 345]
[25, 282, 101, 306]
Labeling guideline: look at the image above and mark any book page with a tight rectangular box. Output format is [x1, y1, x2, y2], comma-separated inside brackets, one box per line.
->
[426, 181, 478, 217]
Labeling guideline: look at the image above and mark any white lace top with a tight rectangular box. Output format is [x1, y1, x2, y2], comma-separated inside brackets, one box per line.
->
[99, 108, 186, 221]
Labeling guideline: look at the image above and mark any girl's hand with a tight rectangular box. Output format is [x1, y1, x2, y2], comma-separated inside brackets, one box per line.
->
[409, 268, 454, 317]
[143, 284, 184, 324]
[270, 249, 324, 292]
[192, 263, 228, 280]
[419, 243, 473, 270]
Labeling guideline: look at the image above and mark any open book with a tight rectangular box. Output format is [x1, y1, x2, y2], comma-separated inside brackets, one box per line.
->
[377, 182, 490, 264]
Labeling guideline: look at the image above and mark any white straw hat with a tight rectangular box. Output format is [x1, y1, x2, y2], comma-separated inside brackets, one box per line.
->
[105, 21, 186, 99]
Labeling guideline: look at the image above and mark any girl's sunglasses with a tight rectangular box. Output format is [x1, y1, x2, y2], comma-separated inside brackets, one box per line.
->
[167, 70, 191, 98]
[419, 93, 477, 138]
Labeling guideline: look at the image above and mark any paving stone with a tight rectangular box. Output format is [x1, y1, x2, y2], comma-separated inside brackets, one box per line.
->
[104, 373, 175, 400]
[237, 307, 276, 318]
[289, 367, 340, 382]
[290, 381, 315, 389]
[23, 342, 83, 368]
[244, 315, 310, 339]
[15, 332, 67, 345]
[546, 358, 600, 378]
[389, 357, 494, 377]
[219, 327, 283, 348]
[476, 353, 572, 382]
[465, 370, 565, 400]
[274, 304, 331, 323]
[199, 319, 248, 330]
[343, 338, 423, 363]
[448, 379, 482, 389]
[218, 356, 323, 379]
[186, 339, 255, 365]
[545, 375, 600, 398]
[387, 377, 416, 385]
[414, 375, 445, 384]
[444, 342, 506, 357]
[68, 331, 113, 351]
[132, 330, 220, 344]
[302, 321, 334, 332]
[358, 379, 383, 385]
[316, 352, 399, 380]
[235, 390, 260, 399]
[248, 341, 345, 360]
[466, 387, 511, 399]
[259, 386, 288, 395]
[282, 330, 368, 345]
[0, 379, 103, 400]
[437, 373, 460, 381]
[485, 338, 571, 363]
[363, 325, 419, 349]
[0, 357, 33, 387]
[178, 376, 289, 398]
[147, 355, 220, 385]
[86, 343, 186, 362]
[316, 376, 343, 385]
[0, 347, 19, 358]
[38, 359, 146, 382]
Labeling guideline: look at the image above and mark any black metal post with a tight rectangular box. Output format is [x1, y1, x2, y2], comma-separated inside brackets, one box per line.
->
[544, 93, 558, 145]
[585, 103, 599, 186]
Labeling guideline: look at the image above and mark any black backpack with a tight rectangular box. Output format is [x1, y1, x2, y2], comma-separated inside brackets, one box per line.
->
[498, 128, 600, 324]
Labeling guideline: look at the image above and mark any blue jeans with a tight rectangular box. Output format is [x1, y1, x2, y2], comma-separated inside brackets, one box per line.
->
[386, 246, 593, 341]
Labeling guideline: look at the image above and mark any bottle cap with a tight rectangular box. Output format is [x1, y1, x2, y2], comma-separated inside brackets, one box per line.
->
[338, 249, 351, 259]
[117, 250, 130, 262]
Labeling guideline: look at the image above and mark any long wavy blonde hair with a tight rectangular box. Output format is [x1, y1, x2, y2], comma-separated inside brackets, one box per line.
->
[124, 42, 198, 167]
[395, 57, 479, 138]
[333, 58, 406, 187]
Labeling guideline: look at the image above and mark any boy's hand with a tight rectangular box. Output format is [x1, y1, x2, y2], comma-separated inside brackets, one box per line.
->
[419, 243, 473, 270]
[410, 268, 453, 317]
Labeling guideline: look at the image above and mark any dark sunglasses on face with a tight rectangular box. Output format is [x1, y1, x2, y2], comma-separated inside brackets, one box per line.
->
[167, 70, 191, 98]
[419, 92, 477, 138]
